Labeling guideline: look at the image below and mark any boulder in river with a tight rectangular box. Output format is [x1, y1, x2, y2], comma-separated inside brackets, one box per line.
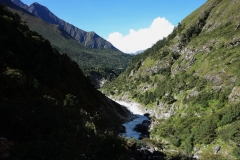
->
[142, 120, 151, 126]
[134, 123, 149, 133]
[143, 113, 150, 118]
[134, 119, 151, 139]
[134, 120, 151, 132]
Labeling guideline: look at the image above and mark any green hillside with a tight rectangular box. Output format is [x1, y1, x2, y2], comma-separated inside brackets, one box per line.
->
[2, 0, 133, 87]
[102, 0, 240, 158]
[0, 5, 133, 159]
[14, 9, 132, 70]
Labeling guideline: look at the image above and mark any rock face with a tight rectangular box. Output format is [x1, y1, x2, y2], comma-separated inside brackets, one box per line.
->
[228, 86, 240, 103]
[213, 145, 221, 154]
[11, 0, 28, 9]
[11, 0, 119, 50]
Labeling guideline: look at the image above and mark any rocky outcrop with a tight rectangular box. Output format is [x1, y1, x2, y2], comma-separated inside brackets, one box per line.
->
[143, 102, 175, 120]
[127, 140, 165, 160]
[129, 61, 144, 77]
[228, 86, 240, 103]
[146, 56, 174, 75]
[213, 145, 221, 154]
[128, 140, 165, 160]
[129, 69, 135, 77]
[227, 36, 240, 47]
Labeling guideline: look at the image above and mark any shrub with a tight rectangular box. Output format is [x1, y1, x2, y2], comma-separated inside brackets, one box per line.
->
[232, 147, 240, 159]
[63, 94, 78, 106]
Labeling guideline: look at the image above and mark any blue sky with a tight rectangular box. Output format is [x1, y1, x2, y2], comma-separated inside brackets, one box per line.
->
[21, 0, 206, 53]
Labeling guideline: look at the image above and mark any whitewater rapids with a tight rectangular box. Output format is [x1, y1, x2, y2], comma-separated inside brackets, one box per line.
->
[115, 101, 149, 140]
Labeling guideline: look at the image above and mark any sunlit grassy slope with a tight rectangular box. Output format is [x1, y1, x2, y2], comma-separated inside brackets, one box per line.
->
[102, 0, 240, 158]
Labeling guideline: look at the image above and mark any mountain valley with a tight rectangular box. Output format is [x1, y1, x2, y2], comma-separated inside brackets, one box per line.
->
[0, 4, 136, 159]
[2, 0, 133, 88]
[1, 0, 240, 159]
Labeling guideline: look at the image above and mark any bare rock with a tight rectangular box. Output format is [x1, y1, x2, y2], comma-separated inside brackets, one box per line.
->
[213, 145, 221, 154]
[229, 86, 240, 103]
[129, 69, 135, 77]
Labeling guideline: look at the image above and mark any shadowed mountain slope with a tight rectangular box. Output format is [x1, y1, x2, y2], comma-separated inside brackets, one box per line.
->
[0, 5, 132, 159]
[11, 0, 27, 9]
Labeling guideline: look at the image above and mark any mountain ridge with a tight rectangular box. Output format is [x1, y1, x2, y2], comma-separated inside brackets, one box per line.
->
[11, 0, 120, 51]
[11, 0, 27, 9]
[0, 0, 133, 88]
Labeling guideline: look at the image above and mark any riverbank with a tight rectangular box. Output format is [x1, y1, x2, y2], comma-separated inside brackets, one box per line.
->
[114, 100, 145, 115]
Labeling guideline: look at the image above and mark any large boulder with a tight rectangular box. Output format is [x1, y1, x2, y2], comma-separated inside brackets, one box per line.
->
[134, 123, 148, 133]
[142, 120, 151, 126]
[134, 120, 151, 139]
[136, 120, 150, 129]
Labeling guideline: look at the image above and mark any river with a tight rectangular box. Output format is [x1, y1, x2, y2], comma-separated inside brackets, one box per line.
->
[115, 100, 149, 140]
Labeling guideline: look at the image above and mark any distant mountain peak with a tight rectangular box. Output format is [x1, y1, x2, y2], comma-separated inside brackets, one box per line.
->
[129, 50, 145, 55]
[30, 2, 49, 10]
[27, 2, 59, 24]
[10, 0, 120, 51]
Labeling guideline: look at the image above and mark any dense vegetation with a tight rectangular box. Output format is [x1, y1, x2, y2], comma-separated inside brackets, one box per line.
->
[102, 0, 240, 158]
[0, 5, 134, 159]
[2, 0, 133, 86]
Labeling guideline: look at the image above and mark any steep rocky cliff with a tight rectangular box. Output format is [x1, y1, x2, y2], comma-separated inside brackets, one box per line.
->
[102, 0, 240, 158]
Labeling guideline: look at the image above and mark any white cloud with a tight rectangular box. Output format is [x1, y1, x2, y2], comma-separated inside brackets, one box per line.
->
[107, 17, 174, 53]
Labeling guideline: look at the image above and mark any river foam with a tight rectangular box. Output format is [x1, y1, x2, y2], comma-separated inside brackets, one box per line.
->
[115, 100, 149, 140]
